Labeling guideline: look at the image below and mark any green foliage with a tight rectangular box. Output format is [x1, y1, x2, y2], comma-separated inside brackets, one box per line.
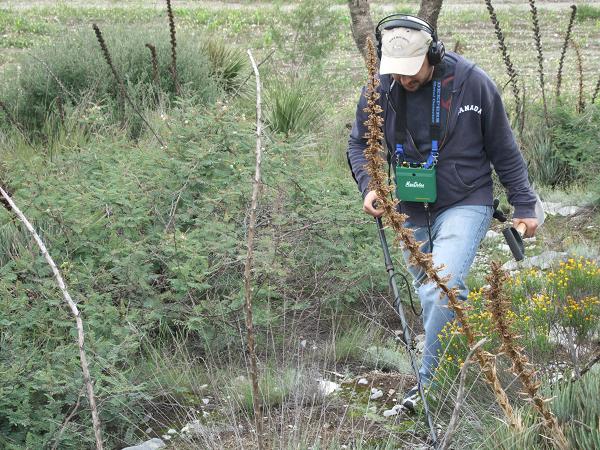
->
[265, 76, 321, 135]
[521, 103, 600, 189]
[575, 5, 600, 22]
[480, 368, 600, 449]
[200, 37, 247, 93]
[0, 95, 386, 446]
[0, 26, 222, 136]
[269, 0, 341, 71]
[227, 367, 310, 413]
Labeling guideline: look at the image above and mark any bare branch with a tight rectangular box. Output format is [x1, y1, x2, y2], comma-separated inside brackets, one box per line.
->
[243, 48, 265, 450]
[440, 338, 487, 450]
[0, 184, 104, 450]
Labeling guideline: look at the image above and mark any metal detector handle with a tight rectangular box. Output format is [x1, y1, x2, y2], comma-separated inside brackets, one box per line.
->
[502, 223, 526, 261]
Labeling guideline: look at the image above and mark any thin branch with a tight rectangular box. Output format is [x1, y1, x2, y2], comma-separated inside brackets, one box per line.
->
[51, 386, 85, 450]
[440, 338, 488, 450]
[576, 348, 600, 380]
[26, 51, 76, 103]
[226, 48, 275, 104]
[244, 48, 265, 450]
[0, 184, 104, 450]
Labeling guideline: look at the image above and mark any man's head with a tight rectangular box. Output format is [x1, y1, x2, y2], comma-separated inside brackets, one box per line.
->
[375, 14, 445, 91]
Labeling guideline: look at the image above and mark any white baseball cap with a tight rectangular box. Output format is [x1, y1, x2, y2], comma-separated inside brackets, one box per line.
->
[379, 27, 432, 76]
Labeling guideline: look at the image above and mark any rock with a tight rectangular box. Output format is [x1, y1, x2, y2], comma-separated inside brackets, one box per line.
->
[121, 438, 166, 450]
[383, 404, 404, 417]
[542, 201, 582, 216]
[317, 378, 340, 396]
[370, 388, 383, 400]
[357, 378, 369, 385]
[180, 420, 236, 437]
[415, 334, 425, 353]
[167, 429, 177, 435]
[502, 250, 568, 271]
[498, 244, 511, 253]
[485, 230, 500, 239]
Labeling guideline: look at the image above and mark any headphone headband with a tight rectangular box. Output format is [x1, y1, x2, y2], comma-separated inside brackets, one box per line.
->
[374, 14, 445, 67]
[375, 14, 436, 41]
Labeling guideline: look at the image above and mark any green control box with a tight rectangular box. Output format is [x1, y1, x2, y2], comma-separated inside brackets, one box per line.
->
[395, 166, 437, 203]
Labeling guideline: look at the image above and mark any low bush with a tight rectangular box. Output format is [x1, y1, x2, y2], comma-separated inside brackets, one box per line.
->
[520, 103, 600, 189]
[0, 26, 247, 138]
[0, 98, 385, 447]
[265, 76, 321, 135]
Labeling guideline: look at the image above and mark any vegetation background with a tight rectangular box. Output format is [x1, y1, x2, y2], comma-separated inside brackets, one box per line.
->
[0, 0, 598, 449]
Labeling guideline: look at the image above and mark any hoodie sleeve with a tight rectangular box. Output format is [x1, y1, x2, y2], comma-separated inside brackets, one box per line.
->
[480, 73, 537, 218]
[347, 85, 374, 199]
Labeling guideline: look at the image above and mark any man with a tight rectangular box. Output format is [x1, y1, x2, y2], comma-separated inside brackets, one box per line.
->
[347, 14, 539, 411]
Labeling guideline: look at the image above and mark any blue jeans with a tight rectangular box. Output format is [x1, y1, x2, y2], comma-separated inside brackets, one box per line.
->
[402, 205, 493, 385]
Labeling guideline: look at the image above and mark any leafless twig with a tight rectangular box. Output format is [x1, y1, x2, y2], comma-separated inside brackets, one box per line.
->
[243, 48, 265, 450]
[440, 338, 487, 450]
[51, 386, 85, 450]
[0, 184, 104, 450]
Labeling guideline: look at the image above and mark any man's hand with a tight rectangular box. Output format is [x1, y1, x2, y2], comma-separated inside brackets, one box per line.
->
[513, 218, 538, 238]
[363, 190, 384, 217]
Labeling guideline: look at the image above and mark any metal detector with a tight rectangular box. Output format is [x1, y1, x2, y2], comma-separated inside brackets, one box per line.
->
[375, 216, 438, 447]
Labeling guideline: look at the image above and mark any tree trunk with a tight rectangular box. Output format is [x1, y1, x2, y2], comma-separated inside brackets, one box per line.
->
[347, 0, 375, 61]
[348, 0, 445, 60]
[418, 0, 444, 29]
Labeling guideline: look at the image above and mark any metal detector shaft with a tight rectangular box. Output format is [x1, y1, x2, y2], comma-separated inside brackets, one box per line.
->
[376, 216, 438, 447]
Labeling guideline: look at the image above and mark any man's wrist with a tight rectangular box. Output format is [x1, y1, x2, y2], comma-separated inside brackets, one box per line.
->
[513, 203, 536, 219]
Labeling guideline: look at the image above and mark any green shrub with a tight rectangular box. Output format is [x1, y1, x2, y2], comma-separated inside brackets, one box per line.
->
[200, 38, 247, 93]
[0, 99, 387, 446]
[0, 26, 242, 136]
[269, 0, 342, 71]
[576, 5, 600, 22]
[265, 77, 321, 135]
[520, 103, 600, 188]
[480, 368, 600, 449]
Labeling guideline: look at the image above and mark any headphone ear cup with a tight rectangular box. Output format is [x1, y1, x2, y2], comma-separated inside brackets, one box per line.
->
[427, 40, 445, 66]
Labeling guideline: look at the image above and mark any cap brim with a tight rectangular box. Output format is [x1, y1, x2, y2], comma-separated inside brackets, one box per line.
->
[379, 54, 426, 76]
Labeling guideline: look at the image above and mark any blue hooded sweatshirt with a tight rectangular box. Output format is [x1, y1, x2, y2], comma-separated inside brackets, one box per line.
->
[347, 51, 537, 226]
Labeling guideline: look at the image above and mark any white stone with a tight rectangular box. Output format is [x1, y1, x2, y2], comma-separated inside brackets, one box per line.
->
[317, 378, 340, 396]
[167, 429, 177, 435]
[485, 230, 500, 239]
[502, 250, 568, 271]
[370, 388, 384, 400]
[383, 404, 404, 417]
[121, 438, 166, 450]
[357, 378, 369, 385]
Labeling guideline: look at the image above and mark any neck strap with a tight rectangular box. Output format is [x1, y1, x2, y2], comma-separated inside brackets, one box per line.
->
[394, 73, 442, 169]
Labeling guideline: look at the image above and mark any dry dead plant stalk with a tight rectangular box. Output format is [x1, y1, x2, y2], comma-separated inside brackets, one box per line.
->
[556, 5, 577, 99]
[92, 24, 166, 148]
[362, 37, 521, 431]
[486, 261, 569, 450]
[165, 0, 180, 96]
[243, 48, 265, 450]
[0, 185, 104, 450]
[571, 40, 585, 113]
[145, 43, 160, 87]
[529, 0, 549, 126]
[484, 0, 521, 118]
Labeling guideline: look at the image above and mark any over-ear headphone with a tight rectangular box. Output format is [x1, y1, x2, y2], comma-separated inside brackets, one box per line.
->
[375, 14, 445, 66]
